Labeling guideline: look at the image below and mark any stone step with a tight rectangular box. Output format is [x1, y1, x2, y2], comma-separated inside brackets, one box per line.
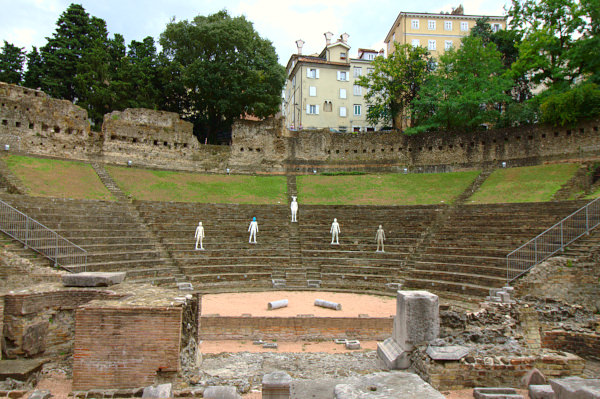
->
[403, 277, 492, 296]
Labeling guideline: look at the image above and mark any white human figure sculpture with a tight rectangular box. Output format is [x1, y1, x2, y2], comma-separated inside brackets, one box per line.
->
[376, 225, 386, 252]
[194, 222, 205, 250]
[290, 196, 298, 222]
[330, 218, 340, 245]
[248, 217, 259, 244]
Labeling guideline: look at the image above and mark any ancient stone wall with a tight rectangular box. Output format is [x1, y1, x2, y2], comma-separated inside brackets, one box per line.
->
[231, 117, 600, 173]
[0, 82, 94, 158]
[101, 108, 228, 171]
[1, 289, 119, 359]
[198, 315, 393, 341]
[542, 330, 600, 361]
[72, 305, 182, 390]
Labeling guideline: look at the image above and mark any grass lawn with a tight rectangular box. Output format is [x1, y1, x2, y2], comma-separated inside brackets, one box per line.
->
[4, 155, 114, 200]
[468, 163, 580, 204]
[107, 166, 287, 204]
[297, 171, 480, 205]
[585, 187, 600, 199]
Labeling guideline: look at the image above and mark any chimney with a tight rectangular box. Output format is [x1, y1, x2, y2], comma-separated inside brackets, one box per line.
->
[295, 39, 305, 55]
[324, 31, 333, 45]
[340, 32, 349, 43]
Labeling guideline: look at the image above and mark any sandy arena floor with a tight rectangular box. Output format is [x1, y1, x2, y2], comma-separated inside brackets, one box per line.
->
[201, 291, 397, 318]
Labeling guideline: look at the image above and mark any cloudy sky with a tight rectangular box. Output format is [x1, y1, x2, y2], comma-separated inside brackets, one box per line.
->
[0, 0, 508, 66]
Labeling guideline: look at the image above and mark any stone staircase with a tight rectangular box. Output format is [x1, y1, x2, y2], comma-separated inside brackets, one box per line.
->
[90, 161, 128, 202]
[0, 193, 177, 285]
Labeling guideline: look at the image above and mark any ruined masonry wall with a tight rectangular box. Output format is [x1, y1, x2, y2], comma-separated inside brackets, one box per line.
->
[543, 330, 600, 361]
[199, 315, 393, 341]
[1, 289, 119, 359]
[0, 82, 94, 158]
[72, 306, 182, 390]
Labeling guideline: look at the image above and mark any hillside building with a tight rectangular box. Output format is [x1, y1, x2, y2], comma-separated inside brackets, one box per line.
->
[283, 33, 384, 132]
[384, 6, 506, 57]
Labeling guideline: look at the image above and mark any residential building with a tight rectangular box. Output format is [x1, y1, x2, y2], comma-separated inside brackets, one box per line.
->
[384, 6, 506, 57]
[283, 32, 383, 132]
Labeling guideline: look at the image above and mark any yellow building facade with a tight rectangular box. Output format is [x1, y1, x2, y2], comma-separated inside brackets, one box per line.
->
[283, 34, 383, 132]
[385, 10, 506, 57]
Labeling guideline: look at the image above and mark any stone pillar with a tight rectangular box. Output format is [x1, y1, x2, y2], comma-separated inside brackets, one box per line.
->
[262, 371, 292, 399]
[378, 291, 439, 370]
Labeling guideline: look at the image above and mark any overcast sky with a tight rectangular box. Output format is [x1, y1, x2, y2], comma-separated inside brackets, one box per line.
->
[0, 0, 508, 66]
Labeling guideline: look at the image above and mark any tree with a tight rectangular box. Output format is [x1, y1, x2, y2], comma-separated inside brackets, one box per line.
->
[39, 4, 111, 102]
[509, 0, 585, 89]
[569, 0, 600, 84]
[160, 10, 285, 143]
[23, 47, 44, 89]
[120, 36, 163, 109]
[409, 36, 512, 132]
[357, 42, 432, 130]
[0, 41, 26, 84]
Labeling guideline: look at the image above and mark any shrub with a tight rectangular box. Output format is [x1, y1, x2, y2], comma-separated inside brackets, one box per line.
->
[540, 83, 600, 126]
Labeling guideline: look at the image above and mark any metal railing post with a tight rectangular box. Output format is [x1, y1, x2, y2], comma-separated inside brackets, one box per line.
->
[586, 205, 589, 235]
[54, 233, 58, 267]
[24, 216, 29, 249]
[560, 222, 564, 251]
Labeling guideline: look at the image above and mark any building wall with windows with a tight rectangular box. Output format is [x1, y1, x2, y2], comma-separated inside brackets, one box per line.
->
[384, 10, 506, 57]
[283, 35, 382, 132]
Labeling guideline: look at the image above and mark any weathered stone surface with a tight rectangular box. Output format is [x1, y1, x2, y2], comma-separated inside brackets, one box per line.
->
[142, 383, 172, 398]
[426, 345, 470, 361]
[393, 291, 439, 351]
[62, 272, 125, 287]
[314, 299, 341, 310]
[203, 386, 241, 399]
[0, 359, 46, 380]
[549, 377, 600, 399]
[376, 338, 410, 370]
[268, 300, 288, 310]
[21, 321, 48, 356]
[345, 340, 361, 350]
[331, 371, 444, 399]
[528, 385, 555, 399]
[27, 390, 51, 399]
[523, 368, 547, 387]
[262, 371, 291, 399]
[473, 387, 523, 399]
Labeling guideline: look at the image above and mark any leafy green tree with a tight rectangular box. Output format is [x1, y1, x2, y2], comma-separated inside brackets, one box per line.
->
[160, 10, 285, 143]
[23, 47, 44, 89]
[509, 0, 585, 89]
[539, 82, 600, 126]
[409, 36, 512, 132]
[570, 0, 600, 83]
[120, 36, 163, 109]
[0, 41, 26, 84]
[357, 42, 432, 130]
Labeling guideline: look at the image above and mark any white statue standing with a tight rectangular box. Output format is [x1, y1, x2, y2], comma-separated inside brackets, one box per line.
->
[330, 218, 340, 245]
[290, 196, 298, 222]
[248, 217, 259, 244]
[376, 225, 385, 252]
[194, 222, 205, 250]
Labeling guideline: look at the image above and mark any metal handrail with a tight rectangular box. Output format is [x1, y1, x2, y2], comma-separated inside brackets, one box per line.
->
[0, 199, 86, 272]
[506, 197, 600, 283]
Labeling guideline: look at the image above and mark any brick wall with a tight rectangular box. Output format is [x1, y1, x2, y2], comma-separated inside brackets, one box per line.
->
[412, 350, 584, 390]
[3, 290, 118, 315]
[199, 315, 393, 341]
[0, 295, 4, 360]
[543, 330, 600, 361]
[72, 305, 182, 390]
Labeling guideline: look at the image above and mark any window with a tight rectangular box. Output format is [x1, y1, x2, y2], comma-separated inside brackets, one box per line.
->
[307, 68, 319, 78]
[309, 86, 316, 96]
[411, 19, 419, 29]
[412, 39, 420, 48]
[353, 85, 362, 96]
[444, 21, 452, 31]
[492, 23, 502, 32]
[460, 21, 469, 31]
[428, 40, 436, 51]
[353, 126, 361, 132]
[339, 88, 347, 99]
[339, 107, 347, 117]
[340, 52, 347, 60]
[428, 20, 436, 30]
[354, 67, 362, 77]
[323, 101, 332, 112]
[337, 71, 349, 81]
[392, 33, 396, 42]
[306, 104, 319, 114]
[353, 104, 361, 116]
[445, 40, 453, 50]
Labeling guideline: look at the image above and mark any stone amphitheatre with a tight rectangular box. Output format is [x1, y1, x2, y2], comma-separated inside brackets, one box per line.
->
[1, 80, 600, 398]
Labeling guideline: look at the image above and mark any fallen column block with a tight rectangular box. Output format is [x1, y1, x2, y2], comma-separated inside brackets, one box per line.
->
[268, 299, 289, 310]
[314, 299, 342, 310]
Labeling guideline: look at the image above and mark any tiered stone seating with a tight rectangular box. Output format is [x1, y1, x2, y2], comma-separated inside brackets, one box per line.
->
[299, 204, 442, 292]
[135, 201, 291, 290]
[0, 193, 174, 283]
[404, 200, 590, 296]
